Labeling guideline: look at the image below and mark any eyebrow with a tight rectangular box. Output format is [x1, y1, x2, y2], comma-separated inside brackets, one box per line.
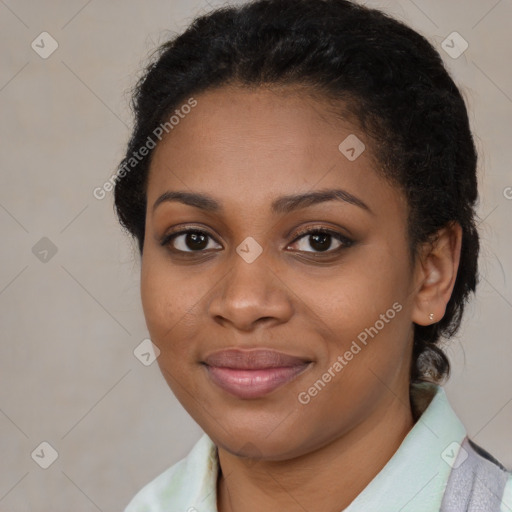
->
[152, 188, 372, 215]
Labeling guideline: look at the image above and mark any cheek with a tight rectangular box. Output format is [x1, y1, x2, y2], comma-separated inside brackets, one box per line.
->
[302, 249, 406, 331]
[296, 242, 412, 380]
[140, 250, 202, 358]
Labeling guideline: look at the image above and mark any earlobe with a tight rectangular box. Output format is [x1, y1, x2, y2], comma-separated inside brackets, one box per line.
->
[411, 221, 463, 326]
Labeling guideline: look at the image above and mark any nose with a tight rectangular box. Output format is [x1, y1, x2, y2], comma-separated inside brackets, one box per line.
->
[207, 247, 294, 332]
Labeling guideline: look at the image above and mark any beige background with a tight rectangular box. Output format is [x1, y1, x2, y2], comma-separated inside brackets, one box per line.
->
[0, 0, 511, 510]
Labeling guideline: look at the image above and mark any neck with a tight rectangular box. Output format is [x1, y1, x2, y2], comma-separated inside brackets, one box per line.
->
[217, 391, 415, 512]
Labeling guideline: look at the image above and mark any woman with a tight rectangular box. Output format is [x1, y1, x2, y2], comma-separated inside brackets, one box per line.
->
[114, 0, 512, 510]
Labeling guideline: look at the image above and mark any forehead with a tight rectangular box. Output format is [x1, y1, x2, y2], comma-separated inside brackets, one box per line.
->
[146, 85, 404, 220]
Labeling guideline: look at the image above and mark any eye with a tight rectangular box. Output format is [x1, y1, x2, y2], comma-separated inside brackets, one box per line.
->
[288, 228, 353, 254]
[161, 228, 222, 253]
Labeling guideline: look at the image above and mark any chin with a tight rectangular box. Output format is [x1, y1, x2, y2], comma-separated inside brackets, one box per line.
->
[207, 419, 310, 462]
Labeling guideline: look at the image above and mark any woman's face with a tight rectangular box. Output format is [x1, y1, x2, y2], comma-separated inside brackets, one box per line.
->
[141, 85, 422, 460]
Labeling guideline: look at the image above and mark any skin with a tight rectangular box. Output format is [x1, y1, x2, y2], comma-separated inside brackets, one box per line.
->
[140, 85, 462, 512]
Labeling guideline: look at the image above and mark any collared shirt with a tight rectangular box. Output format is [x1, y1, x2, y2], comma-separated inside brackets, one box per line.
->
[124, 382, 512, 511]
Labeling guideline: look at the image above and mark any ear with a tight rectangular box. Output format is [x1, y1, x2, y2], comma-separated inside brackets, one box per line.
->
[411, 221, 463, 326]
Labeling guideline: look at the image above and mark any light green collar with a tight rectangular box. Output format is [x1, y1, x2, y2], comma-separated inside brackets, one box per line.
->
[344, 382, 466, 511]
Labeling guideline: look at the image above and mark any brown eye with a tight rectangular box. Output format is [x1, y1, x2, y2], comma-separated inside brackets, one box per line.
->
[163, 229, 222, 253]
[288, 229, 353, 254]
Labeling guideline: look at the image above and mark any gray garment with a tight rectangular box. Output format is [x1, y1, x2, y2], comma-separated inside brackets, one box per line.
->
[440, 436, 511, 511]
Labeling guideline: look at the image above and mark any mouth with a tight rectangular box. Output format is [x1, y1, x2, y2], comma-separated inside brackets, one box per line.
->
[202, 348, 313, 399]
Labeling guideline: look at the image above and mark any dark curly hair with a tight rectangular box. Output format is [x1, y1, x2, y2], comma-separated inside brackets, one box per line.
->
[113, 0, 480, 386]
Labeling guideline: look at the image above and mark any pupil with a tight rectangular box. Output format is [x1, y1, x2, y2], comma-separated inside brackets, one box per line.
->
[187, 232, 207, 250]
[310, 233, 330, 252]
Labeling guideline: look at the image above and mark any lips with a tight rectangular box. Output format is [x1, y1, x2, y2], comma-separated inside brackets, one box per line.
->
[204, 348, 311, 369]
[202, 349, 312, 399]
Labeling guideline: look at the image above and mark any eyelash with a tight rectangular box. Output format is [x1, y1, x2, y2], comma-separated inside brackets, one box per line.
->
[160, 225, 354, 256]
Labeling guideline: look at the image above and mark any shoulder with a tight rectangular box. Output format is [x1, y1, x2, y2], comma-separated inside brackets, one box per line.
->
[444, 436, 512, 512]
[501, 473, 512, 512]
[123, 433, 218, 512]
